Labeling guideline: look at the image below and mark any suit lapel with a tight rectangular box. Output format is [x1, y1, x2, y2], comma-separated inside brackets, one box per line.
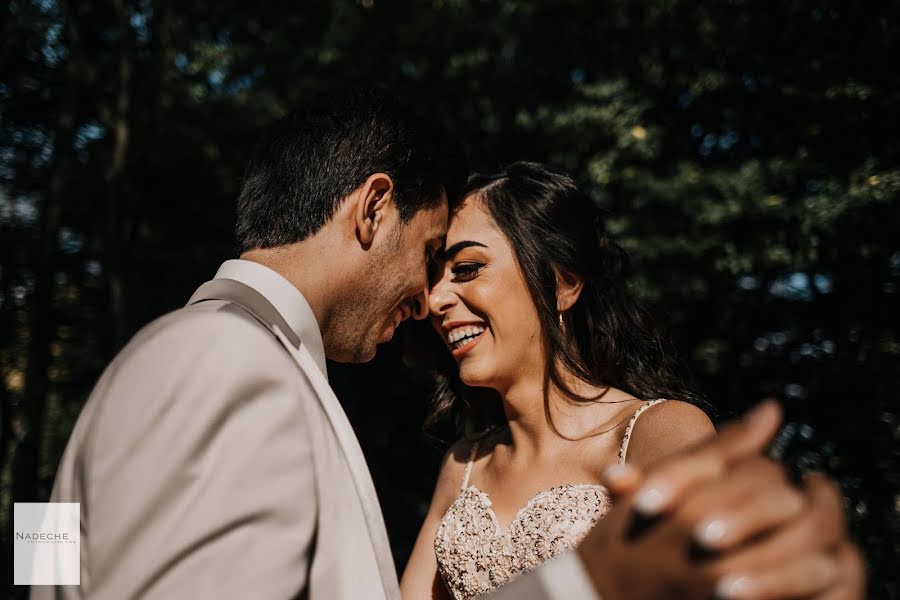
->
[187, 279, 399, 599]
[188, 279, 302, 348]
[272, 327, 399, 600]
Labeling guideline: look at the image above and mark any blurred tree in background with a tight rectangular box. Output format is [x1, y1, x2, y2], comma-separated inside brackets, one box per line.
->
[2, 0, 898, 595]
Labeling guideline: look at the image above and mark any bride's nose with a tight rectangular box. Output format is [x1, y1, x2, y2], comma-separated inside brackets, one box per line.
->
[427, 280, 457, 316]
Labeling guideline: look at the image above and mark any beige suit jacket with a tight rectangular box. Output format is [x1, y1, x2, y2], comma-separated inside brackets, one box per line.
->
[32, 276, 595, 600]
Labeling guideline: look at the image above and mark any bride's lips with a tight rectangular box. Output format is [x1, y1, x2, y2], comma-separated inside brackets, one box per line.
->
[451, 333, 484, 359]
[442, 321, 488, 360]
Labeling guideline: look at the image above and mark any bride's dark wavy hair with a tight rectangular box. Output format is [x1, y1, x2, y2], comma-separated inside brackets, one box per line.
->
[406, 161, 708, 438]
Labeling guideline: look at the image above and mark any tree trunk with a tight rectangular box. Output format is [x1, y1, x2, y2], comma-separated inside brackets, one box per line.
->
[10, 0, 82, 507]
[0, 248, 16, 486]
[104, 0, 135, 352]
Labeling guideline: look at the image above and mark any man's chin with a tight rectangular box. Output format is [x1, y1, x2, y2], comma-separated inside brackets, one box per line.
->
[358, 344, 378, 364]
[327, 327, 388, 364]
[325, 337, 378, 364]
[361, 327, 397, 362]
[354, 335, 382, 364]
[329, 345, 378, 364]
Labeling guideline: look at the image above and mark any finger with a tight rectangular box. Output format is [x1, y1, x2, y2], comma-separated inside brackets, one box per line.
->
[737, 472, 846, 561]
[708, 500, 824, 575]
[693, 399, 783, 465]
[714, 553, 839, 600]
[813, 543, 866, 600]
[628, 457, 793, 550]
[803, 472, 848, 544]
[601, 463, 643, 497]
[684, 461, 804, 551]
[702, 471, 846, 575]
[631, 401, 783, 516]
[584, 467, 648, 539]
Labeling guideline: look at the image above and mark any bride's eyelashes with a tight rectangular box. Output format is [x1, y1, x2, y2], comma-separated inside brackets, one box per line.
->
[451, 262, 484, 282]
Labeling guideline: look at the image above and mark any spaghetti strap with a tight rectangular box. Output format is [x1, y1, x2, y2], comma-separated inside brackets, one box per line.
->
[618, 399, 667, 464]
[460, 440, 481, 490]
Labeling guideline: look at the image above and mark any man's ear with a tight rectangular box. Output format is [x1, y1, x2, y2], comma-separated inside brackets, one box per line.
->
[353, 172, 395, 248]
[556, 267, 584, 313]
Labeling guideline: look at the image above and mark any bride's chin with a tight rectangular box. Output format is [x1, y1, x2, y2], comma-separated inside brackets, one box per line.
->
[458, 363, 492, 387]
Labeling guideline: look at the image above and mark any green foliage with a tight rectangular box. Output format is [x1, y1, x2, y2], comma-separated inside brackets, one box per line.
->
[2, 0, 898, 596]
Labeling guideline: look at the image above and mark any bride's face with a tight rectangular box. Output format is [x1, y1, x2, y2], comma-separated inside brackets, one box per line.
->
[428, 195, 544, 390]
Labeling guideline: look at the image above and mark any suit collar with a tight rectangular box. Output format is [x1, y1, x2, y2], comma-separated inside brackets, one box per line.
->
[187, 277, 328, 380]
[210, 259, 327, 377]
[187, 280, 397, 595]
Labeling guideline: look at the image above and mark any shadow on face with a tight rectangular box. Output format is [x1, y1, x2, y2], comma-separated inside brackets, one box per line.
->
[333, 196, 449, 364]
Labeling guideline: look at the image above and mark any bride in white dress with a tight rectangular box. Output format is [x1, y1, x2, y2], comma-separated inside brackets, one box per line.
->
[400, 162, 716, 599]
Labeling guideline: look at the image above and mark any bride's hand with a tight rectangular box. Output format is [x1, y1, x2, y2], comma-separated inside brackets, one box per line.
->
[575, 401, 865, 599]
[691, 471, 865, 600]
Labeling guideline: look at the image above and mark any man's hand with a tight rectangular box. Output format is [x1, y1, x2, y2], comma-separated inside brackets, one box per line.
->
[693, 472, 865, 599]
[575, 401, 865, 599]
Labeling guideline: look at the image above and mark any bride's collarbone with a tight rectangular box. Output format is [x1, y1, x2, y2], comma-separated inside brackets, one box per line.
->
[544, 397, 644, 440]
[474, 459, 605, 505]
[487, 431, 623, 475]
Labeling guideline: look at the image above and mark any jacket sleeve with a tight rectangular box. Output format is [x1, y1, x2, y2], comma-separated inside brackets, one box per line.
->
[48, 311, 318, 599]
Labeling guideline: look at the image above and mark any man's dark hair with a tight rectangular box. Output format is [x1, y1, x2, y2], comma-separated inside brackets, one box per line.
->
[235, 87, 467, 253]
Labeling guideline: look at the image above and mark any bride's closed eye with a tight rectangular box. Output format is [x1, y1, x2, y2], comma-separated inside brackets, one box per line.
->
[451, 262, 484, 282]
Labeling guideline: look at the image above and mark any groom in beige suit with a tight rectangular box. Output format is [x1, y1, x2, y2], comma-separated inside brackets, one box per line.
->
[34, 88, 863, 600]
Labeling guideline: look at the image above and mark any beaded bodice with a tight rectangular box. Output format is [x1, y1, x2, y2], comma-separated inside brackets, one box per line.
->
[433, 399, 665, 600]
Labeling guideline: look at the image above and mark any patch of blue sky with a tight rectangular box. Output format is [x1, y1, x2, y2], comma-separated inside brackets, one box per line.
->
[769, 272, 833, 301]
[74, 122, 106, 152]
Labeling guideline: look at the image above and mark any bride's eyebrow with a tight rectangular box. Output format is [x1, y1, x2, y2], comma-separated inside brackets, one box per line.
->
[439, 240, 488, 260]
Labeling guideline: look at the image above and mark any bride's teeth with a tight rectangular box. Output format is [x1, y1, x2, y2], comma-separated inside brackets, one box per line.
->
[448, 325, 486, 347]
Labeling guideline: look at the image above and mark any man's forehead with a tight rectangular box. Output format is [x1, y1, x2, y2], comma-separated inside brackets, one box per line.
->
[428, 200, 450, 246]
[429, 226, 447, 251]
[405, 191, 449, 248]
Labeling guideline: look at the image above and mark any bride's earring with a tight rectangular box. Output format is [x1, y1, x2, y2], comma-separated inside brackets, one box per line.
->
[558, 312, 564, 327]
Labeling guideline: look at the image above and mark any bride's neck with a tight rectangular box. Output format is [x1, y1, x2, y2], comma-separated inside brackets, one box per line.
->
[498, 368, 612, 459]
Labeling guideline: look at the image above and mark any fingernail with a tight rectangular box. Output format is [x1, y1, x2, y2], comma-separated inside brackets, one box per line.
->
[633, 484, 671, 515]
[715, 575, 756, 599]
[694, 518, 729, 548]
[603, 463, 637, 486]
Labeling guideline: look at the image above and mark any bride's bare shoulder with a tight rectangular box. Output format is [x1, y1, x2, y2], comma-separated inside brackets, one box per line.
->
[431, 431, 501, 510]
[430, 437, 480, 509]
[624, 400, 716, 468]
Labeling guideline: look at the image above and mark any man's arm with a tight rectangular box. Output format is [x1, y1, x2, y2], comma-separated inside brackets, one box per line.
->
[69, 313, 318, 599]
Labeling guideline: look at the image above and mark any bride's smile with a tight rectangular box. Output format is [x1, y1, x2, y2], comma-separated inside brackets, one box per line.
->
[428, 196, 545, 391]
[443, 322, 487, 356]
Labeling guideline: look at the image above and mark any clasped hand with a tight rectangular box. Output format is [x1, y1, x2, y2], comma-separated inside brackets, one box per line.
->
[576, 401, 865, 600]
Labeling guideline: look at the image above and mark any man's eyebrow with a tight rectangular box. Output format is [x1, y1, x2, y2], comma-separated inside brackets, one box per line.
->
[439, 240, 488, 260]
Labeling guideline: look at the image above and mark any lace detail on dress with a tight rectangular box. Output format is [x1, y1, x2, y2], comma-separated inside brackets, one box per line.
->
[434, 399, 666, 600]
[434, 484, 611, 600]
